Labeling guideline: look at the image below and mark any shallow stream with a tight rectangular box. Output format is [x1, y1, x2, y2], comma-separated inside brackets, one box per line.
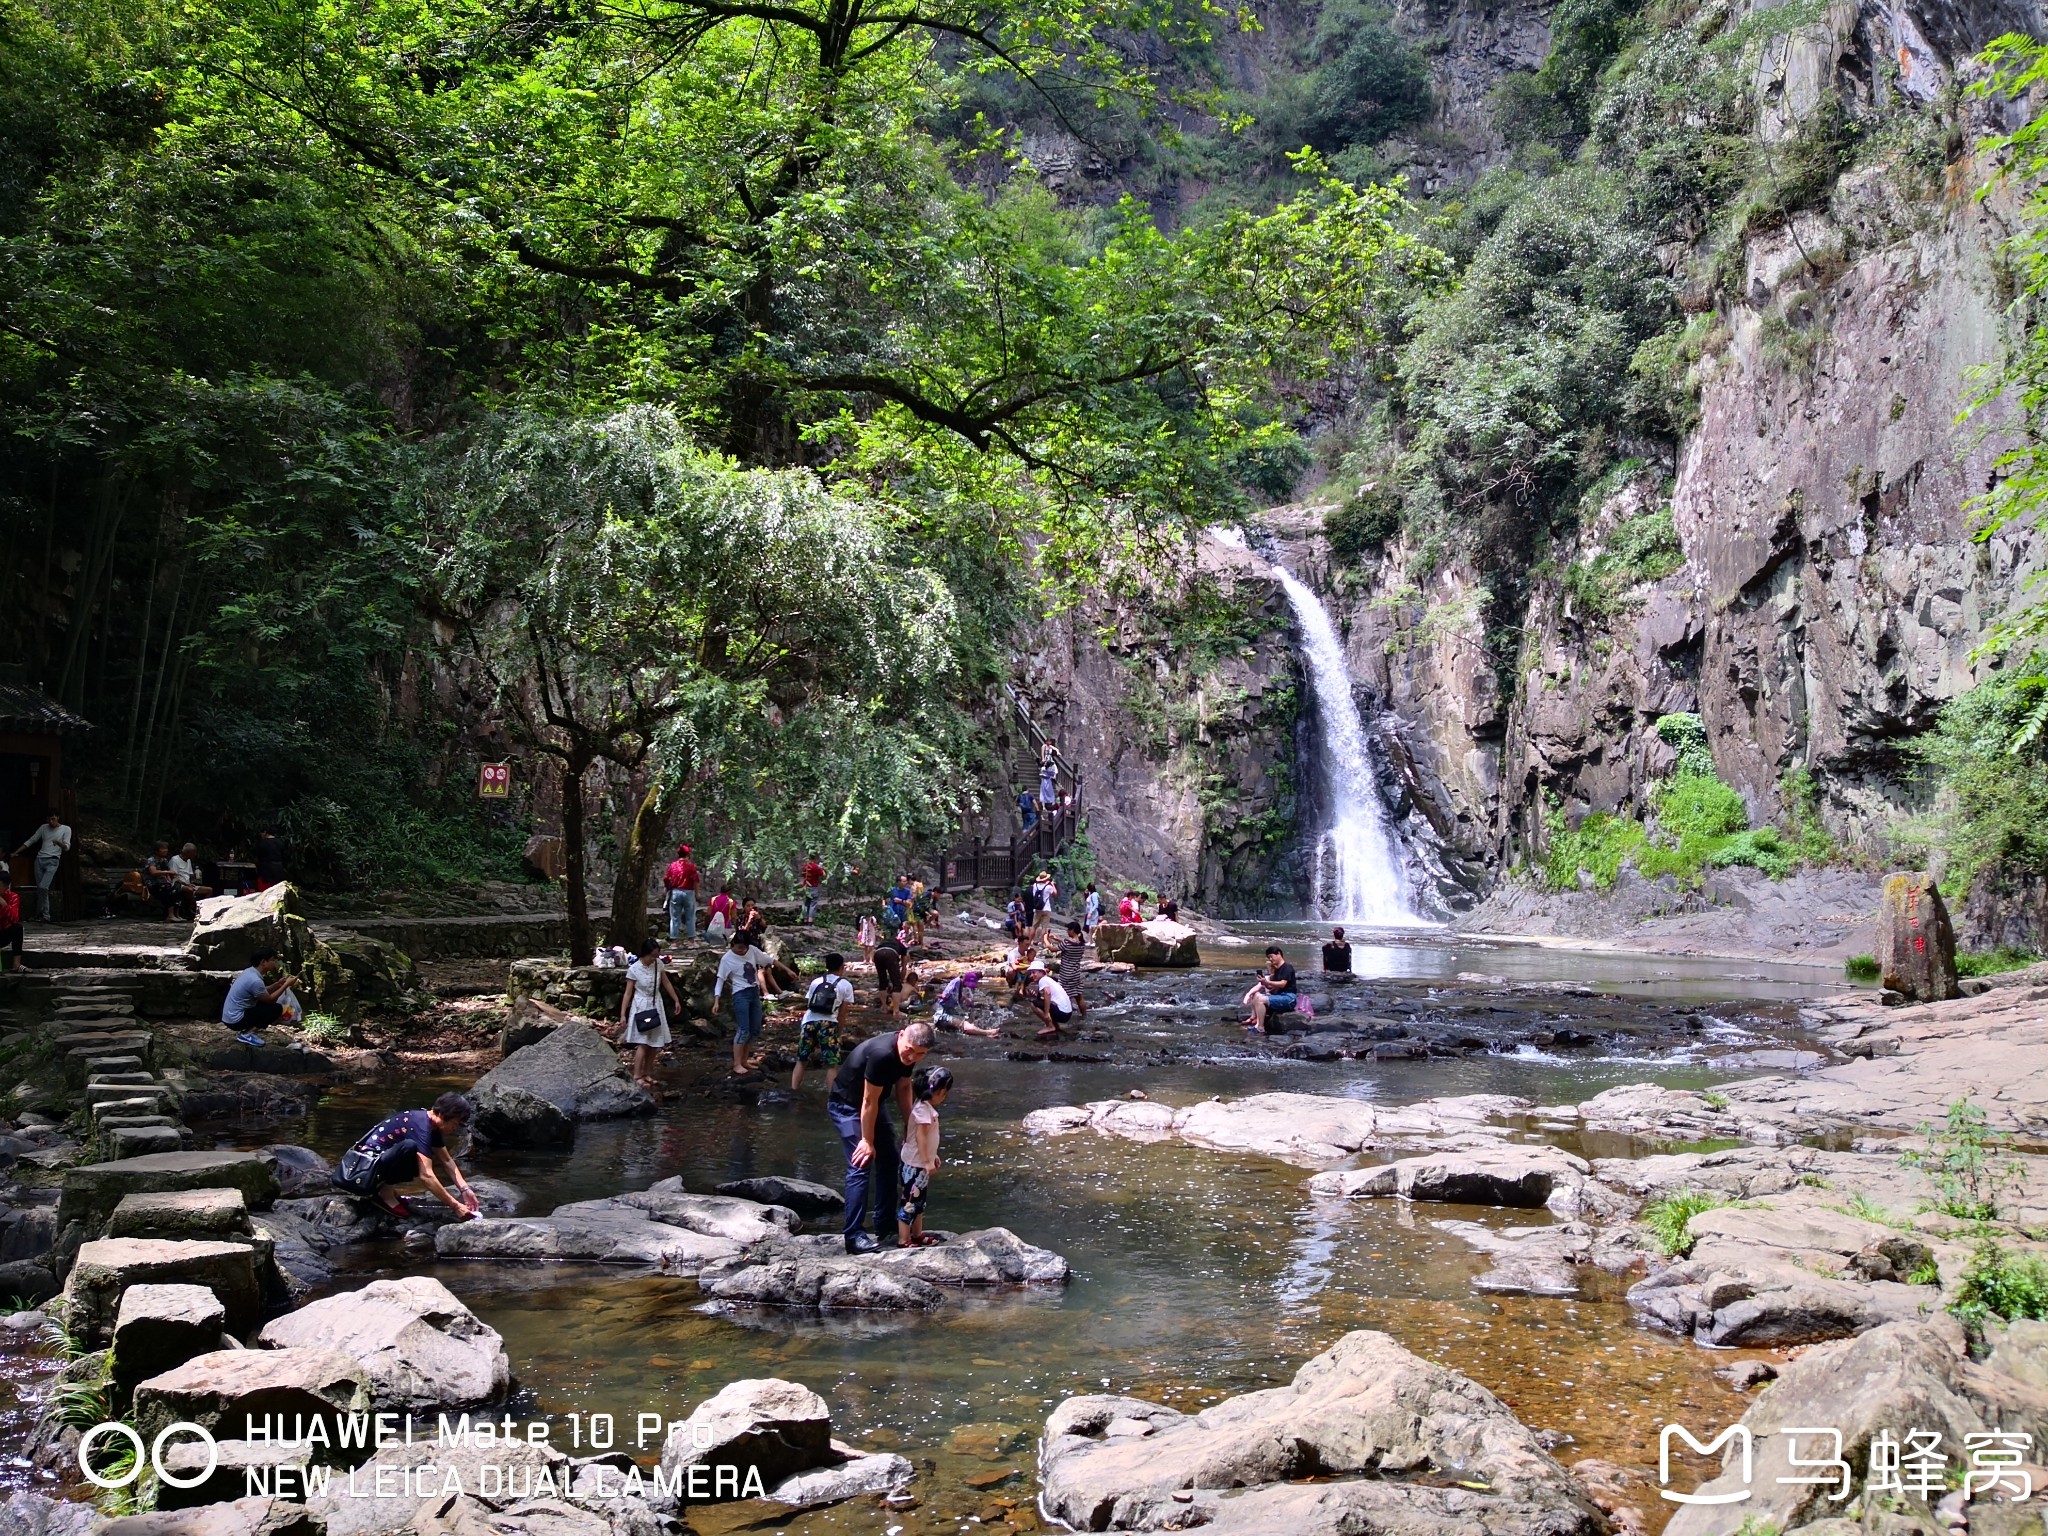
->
[273, 929, 1849, 1534]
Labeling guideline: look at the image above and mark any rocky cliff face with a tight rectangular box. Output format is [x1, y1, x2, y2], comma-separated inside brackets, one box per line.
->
[1256, 0, 2048, 914]
[998, 0, 2047, 926]
[1010, 538, 1309, 916]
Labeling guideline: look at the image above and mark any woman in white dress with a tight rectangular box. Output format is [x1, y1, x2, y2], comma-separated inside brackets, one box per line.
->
[617, 939, 680, 1092]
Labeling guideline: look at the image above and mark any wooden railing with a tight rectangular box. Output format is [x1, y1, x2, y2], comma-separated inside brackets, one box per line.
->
[932, 687, 1085, 894]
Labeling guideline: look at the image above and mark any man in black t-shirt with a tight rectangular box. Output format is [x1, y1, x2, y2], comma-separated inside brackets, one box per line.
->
[1322, 926, 1353, 974]
[1245, 945, 1300, 1035]
[827, 1022, 934, 1252]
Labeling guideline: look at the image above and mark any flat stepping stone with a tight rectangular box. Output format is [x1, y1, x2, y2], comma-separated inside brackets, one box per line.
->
[95, 1114, 182, 1134]
[58, 1151, 280, 1239]
[64, 1048, 147, 1086]
[108, 1189, 251, 1242]
[106, 1125, 186, 1159]
[56, 1032, 153, 1063]
[112, 1283, 227, 1396]
[89, 1072, 157, 1088]
[85, 1083, 174, 1109]
[92, 1097, 170, 1123]
[62, 1237, 263, 1344]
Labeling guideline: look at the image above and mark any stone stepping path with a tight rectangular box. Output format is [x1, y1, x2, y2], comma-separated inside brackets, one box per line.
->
[40, 972, 197, 1163]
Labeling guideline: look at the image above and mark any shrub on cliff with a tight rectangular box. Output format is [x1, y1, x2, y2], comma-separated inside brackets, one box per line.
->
[1655, 772, 1746, 839]
[1912, 656, 2048, 900]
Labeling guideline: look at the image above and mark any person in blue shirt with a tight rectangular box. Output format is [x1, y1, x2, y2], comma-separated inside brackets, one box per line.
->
[221, 948, 300, 1047]
[1017, 788, 1037, 831]
[885, 876, 912, 931]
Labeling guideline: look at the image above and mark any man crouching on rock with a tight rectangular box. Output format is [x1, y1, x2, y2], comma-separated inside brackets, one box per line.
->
[334, 1091, 481, 1221]
[828, 1021, 934, 1253]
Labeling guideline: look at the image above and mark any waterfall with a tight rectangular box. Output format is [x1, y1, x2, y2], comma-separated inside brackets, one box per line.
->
[1268, 564, 1419, 926]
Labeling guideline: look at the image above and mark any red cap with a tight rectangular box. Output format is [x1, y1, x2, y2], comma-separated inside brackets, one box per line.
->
[677, 844, 691, 855]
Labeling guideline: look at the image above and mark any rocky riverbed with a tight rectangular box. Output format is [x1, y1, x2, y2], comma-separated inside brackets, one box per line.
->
[4, 938, 2044, 1534]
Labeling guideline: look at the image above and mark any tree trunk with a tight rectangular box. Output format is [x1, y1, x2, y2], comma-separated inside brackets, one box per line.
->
[562, 748, 596, 962]
[607, 773, 670, 954]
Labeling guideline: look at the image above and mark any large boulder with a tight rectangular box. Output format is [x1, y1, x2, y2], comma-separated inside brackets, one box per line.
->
[714, 1176, 845, 1220]
[1038, 1330, 1606, 1534]
[187, 884, 312, 973]
[256, 1276, 511, 1411]
[309, 1438, 670, 1536]
[62, 1238, 263, 1345]
[469, 1023, 655, 1147]
[1627, 1254, 1929, 1347]
[131, 1346, 373, 1446]
[435, 1203, 741, 1270]
[697, 1254, 948, 1311]
[1094, 920, 1199, 967]
[1309, 1146, 1591, 1209]
[0, 1491, 98, 1536]
[97, 1502, 325, 1536]
[310, 931, 427, 1015]
[57, 1151, 279, 1247]
[111, 1283, 228, 1401]
[658, 1379, 835, 1501]
[261, 1146, 334, 1199]
[1875, 870, 1961, 1002]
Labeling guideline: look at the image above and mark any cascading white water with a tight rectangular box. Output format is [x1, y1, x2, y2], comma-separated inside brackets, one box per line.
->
[1268, 564, 1418, 926]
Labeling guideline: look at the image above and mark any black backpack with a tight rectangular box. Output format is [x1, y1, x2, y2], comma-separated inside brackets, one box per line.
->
[806, 975, 842, 1015]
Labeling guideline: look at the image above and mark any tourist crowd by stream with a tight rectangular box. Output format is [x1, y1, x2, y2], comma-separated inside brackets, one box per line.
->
[330, 839, 1363, 1259]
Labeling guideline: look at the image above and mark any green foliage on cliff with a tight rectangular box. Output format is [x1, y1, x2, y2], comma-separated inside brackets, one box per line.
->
[1543, 726, 1812, 888]
[1967, 39, 2048, 660]
[1912, 655, 2048, 900]
[1541, 805, 1645, 890]
[1562, 502, 1683, 615]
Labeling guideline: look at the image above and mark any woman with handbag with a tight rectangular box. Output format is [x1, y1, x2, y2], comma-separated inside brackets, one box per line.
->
[618, 939, 679, 1092]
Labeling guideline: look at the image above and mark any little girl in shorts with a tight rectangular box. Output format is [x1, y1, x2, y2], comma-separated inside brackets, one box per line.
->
[897, 1066, 952, 1248]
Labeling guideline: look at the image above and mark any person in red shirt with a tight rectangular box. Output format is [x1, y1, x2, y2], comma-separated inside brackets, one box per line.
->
[705, 886, 737, 941]
[663, 844, 701, 942]
[0, 868, 19, 973]
[800, 856, 826, 925]
[1117, 890, 1142, 925]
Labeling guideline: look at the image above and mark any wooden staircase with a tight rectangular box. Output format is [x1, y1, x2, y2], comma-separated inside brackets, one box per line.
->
[932, 685, 1085, 895]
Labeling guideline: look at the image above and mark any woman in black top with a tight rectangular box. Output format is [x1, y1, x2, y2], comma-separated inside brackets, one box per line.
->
[1322, 926, 1353, 973]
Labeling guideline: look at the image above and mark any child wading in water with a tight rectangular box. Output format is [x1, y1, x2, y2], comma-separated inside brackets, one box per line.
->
[897, 1066, 953, 1247]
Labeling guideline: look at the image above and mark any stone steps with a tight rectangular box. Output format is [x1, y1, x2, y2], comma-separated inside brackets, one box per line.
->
[43, 970, 202, 1164]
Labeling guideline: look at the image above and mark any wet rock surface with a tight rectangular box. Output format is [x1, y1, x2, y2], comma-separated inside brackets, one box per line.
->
[470, 1023, 655, 1147]
[1038, 1329, 1608, 1534]
[653, 1376, 911, 1512]
[255, 1276, 512, 1411]
[698, 1227, 1071, 1311]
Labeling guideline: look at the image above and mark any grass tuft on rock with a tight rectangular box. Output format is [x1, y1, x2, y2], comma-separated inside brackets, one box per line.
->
[1640, 1189, 1726, 1257]
[1956, 948, 2041, 978]
[1844, 953, 1880, 982]
[1953, 1231, 2048, 1332]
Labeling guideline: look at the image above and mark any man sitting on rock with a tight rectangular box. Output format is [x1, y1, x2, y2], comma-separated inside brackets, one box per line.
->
[334, 1091, 481, 1220]
[1243, 946, 1299, 1035]
[221, 947, 302, 1047]
[828, 1021, 934, 1253]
